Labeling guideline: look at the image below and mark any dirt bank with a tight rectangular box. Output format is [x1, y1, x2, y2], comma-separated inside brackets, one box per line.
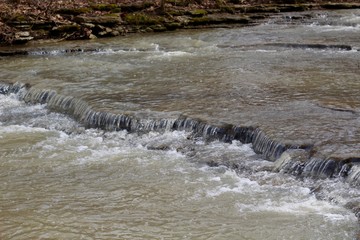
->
[0, 0, 359, 46]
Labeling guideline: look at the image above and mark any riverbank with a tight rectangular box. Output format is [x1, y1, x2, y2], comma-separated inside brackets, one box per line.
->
[1, 0, 360, 47]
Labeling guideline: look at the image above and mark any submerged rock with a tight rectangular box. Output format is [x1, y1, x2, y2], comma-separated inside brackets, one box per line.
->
[273, 149, 309, 174]
[302, 158, 342, 179]
[0, 50, 28, 56]
[347, 164, 360, 186]
[265, 43, 353, 51]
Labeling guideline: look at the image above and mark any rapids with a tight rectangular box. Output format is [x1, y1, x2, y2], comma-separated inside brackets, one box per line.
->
[0, 9, 359, 239]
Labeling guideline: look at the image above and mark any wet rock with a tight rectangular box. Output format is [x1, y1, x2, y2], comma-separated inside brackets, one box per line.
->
[278, 4, 310, 12]
[302, 158, 342, 179]
[0, 50, 28, 56]
[273, 149, 308, 174]
[344, 201, 360, 219]
[251, 128, 287, 161]
[346, 164, 360, 186]
[320, 3, 360, 10]
[233, 126, 255, 144]
[147, 144, 171, 151]
[265, 43, 352, 51]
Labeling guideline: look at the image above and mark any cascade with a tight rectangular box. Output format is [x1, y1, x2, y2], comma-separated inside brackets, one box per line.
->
[347, 165, 360, 186]
[302, 158, 342, 179]
[1, 81, 359, 185]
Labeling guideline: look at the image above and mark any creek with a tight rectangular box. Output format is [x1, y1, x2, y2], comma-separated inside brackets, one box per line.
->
[0, 9, 359, 239]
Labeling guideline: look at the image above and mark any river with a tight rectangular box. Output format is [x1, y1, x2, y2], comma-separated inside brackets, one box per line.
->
[0, 9, 359, 239]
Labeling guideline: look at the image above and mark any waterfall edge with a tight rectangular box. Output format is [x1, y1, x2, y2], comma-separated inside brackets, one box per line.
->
[1, 81, 359, 186]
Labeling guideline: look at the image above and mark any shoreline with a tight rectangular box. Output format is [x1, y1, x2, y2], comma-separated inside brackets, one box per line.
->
[1, 1, 359, 48]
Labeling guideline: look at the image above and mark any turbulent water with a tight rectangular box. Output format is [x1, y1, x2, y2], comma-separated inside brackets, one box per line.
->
[0, 9, 359, 239]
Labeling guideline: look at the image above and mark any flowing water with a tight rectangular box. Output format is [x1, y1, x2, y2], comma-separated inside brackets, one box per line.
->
[0, 9, 359, 239]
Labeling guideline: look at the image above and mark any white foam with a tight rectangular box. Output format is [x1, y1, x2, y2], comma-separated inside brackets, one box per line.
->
[0, 124, 49, 134]
[146, 50, 192, 60]
[254, 49, 278, 53]
[255, 196, 357, 222]
[307, 23, 360, 32]
[151, 43, 160, 52]
[0, 94, 23, 110]
[199, 162, 357, 224]
[206, 169, 261, 197]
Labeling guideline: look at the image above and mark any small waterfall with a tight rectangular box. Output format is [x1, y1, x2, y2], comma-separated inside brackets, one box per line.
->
[274, 152, 344, 179]
[134, 118, 175, 133]
[3, 81, 359, 184]
[302, 158, 342, 179]
[0, 83, 12, 94]
[233, 126, 255, 144]
[273, 149, 308, 175]
[347, 165, 360, 186]
[22, 87, 136, 132]
[0, 82, 29, 95]
[171, 116, 289, 161]
[251, 128, 287, 161]
[172, 117, 235, 142]
[1, 82, 300, 160]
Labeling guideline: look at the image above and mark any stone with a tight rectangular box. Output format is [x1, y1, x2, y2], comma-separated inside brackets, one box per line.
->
[151, 24, 167, 32]
[15, 31, 30, 37]
[165, 22, 183, 31]
[89, 34, 97, 39]
[347, 164, 360, 186]
[0, 50, 28, 56]
[189, 14, 250, 26]
[74, 15, 121, 26]
[13, 31, 33, 44]
[188, 9, 208, 17]
[273, 149, 309, 174]
[110, 30, 120, 37]
[82, 23, 96, 29]
[50, 25, 81, 36]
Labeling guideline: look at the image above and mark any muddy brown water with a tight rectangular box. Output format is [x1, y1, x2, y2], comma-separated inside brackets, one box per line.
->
[0, 9, 359, 239]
